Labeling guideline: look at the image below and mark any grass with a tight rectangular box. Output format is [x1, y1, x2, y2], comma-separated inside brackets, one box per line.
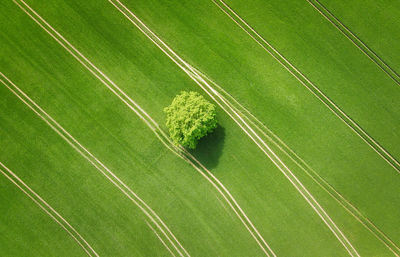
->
[318, 0, 400, 77]
[1, 0, 399, 256]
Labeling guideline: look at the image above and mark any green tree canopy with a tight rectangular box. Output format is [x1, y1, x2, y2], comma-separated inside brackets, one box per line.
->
[164, 91, 218, 149]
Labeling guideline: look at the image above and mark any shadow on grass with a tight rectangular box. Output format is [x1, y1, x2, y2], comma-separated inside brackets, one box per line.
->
[189, 126, 225, 169]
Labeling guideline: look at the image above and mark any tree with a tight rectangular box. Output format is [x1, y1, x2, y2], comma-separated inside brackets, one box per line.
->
[164, 91, 218, 149]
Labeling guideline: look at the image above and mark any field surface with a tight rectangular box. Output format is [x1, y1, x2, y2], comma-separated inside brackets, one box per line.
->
[1, 0, 399, 256]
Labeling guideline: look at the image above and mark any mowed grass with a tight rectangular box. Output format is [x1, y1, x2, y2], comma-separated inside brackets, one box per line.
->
[1, 0, 399, 257]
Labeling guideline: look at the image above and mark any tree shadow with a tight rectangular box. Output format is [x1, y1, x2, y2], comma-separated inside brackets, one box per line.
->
[189, 126, 225, 169]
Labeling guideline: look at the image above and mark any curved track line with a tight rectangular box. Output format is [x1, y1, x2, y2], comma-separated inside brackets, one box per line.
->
[108, 0, 360, 255]
[306, 0, 400, 87]
[0, 162, 99, 257]
[0, 72, 186, 257]
[213, 0, 400, 174]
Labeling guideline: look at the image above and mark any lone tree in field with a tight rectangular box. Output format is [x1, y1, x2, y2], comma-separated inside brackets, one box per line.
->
[164, 91, 218, 149]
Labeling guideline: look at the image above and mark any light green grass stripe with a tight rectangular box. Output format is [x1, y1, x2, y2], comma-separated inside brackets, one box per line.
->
[306, 0, 400, 87]
[0, 161, 98, 257]
[213, 0, 400, 174]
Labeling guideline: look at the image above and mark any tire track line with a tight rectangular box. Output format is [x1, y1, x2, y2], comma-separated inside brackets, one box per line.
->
[12, 1, 271, 256]
[213, 0, 400, 174]
[109, 0, 360, 255]
[199, 70, 400, 256]
[12, 1, 191, 255]
[306, 0, 400, 87]
[190, 70, 360, 257]
[0, 161, 99, 257]
[0, 72, 185, 257]
[145, 221, 176, 257]
[109, 1, 276, 256]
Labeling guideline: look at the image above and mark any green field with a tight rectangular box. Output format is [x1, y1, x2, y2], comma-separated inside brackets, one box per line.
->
[1, 0, 399, 256]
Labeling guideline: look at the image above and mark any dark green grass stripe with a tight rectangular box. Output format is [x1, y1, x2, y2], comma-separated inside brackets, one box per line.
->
[213, 0, 400, 174]
[306, 0, 400, 87]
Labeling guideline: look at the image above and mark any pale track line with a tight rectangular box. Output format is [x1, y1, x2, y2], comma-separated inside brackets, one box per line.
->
[0, 162, 99, 257]
[11, 1, 269, 256]
[195, 4, 400, 252]
[189, 71, 360, 257]
[199, 70, 400, 256]
[12, 1, 189, 256]
[213, 0, 400, 174]
[13, 0, 275, 253]
[306, 0, 400, 87]
[0, 72, 186, 257]
[109, 1, 276, 256]
[14, 0, 356, 254]
[206, 3, 400, 252]
[177, 148, 275, 257]
[108, 0, 358, 255]
[108, 1, 394, 252]
[109, 0, 361, 256]
[145, 221, 176, 257]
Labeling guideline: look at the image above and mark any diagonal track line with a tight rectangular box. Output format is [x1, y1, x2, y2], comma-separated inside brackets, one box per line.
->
[109, 1, 277, 256]
[146, 221, 176, 257]
[0, 162, 99, 257]
[198, 70, 400, 256]
[306, 0, 400, 87]
[108, 0, 361, 255]
[11, 1, 274, 256]
[213, 0, 400, 174]
[0, 72, 186, 257]
[191, 70, 360, 257]
[11, 1, 192, 255]
[108, 0, 396, 253]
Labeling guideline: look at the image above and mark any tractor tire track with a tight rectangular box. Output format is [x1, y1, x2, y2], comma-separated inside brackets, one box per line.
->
[0, 161, 99, 257]
[0, 71, 185, 257]
[109, 0, 360, 256]
[12, 1, 273, 256]
[213, 0, 400, 174]
[306, 0, 400, 87]
[198, 70, 400, 256]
